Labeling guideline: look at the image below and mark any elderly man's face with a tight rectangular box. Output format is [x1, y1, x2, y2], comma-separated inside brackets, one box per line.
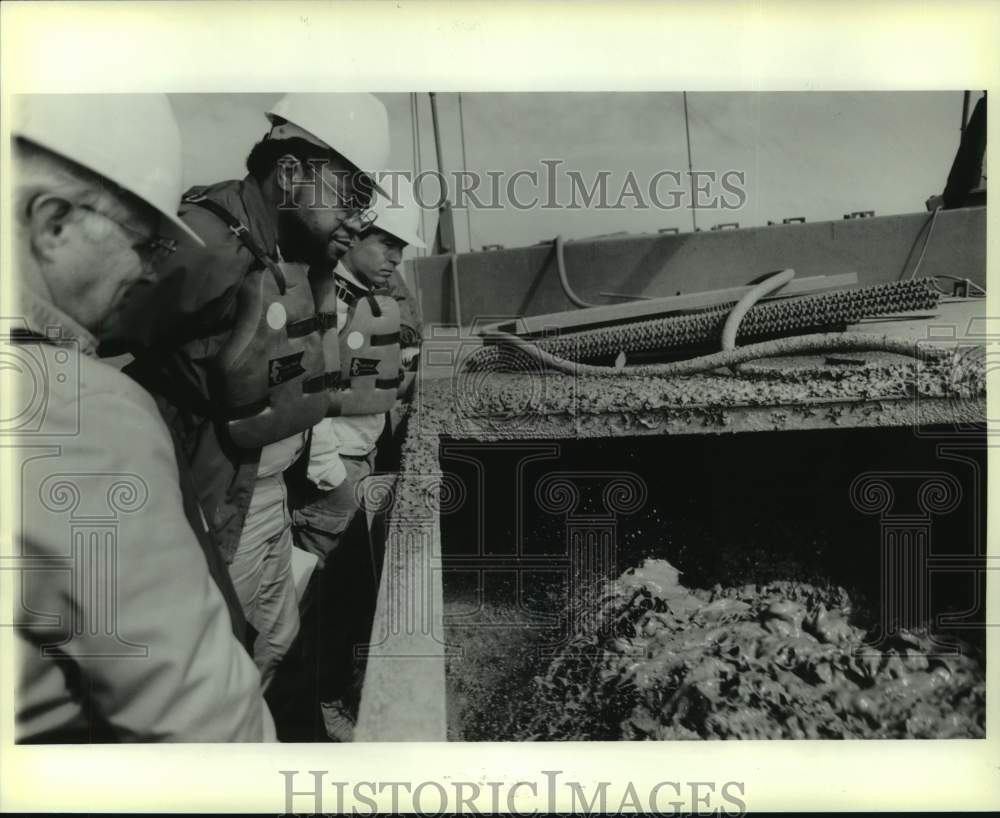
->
[345, 228, 405, 287]
[30, 192, 162, 339]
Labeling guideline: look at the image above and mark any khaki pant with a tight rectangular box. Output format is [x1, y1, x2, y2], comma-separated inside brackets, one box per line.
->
[229, 474, 300, 690]
[291, 450, 378, 707]
[292, 451, 375, 572]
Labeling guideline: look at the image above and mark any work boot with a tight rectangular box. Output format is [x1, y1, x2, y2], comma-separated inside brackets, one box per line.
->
[321, 699, 356, 742]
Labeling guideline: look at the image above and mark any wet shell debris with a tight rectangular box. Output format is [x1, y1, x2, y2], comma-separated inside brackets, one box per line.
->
[526, 559, 985, 740]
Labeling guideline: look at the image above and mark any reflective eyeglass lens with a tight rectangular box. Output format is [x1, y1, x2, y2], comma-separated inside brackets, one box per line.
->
[136, 238, 177, 263]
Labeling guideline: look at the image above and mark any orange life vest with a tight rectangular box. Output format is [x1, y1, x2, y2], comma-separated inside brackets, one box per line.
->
[184, 195, 332, 449]
[310, 272, 403, 416]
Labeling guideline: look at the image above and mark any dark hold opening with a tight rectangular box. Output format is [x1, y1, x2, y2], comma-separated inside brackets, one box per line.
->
[438, 425, 987, 740]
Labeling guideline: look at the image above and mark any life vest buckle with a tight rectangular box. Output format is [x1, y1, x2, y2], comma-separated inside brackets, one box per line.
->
[227, 222, 251, 240]
[315, 311, 338, 332]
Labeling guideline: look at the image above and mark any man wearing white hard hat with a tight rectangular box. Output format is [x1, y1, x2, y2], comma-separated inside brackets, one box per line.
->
[122, 93, 392, 696]
[357, 174, 426, 379]
[9, 94, 274, 741]
[288, 176, 426, 741]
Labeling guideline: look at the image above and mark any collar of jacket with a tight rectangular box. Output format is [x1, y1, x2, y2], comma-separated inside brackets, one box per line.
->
[12, 284, 98, 357]
[234, 174, 281, 259]
[335, 260, 371, 292]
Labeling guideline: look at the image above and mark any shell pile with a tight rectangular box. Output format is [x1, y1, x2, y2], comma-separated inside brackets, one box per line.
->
[528, 559, 985, 740]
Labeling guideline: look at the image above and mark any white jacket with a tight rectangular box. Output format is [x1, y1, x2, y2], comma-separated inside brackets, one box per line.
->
[10, 287, 275, 742]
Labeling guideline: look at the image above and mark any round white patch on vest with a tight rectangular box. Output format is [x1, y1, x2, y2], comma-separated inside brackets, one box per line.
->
[347, 330, 365, 350]
[266, 302, 287, 330]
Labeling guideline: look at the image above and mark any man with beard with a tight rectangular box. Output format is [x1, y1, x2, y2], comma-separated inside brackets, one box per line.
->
[291, 177, 426, 740]
[123, 94, 391, 690]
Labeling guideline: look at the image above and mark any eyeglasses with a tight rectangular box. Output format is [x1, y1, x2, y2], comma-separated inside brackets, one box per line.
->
[319, 167, 379, 228]
[353, 206, 379, 228]
[328, 185, 379, 228]
[77, 204, 178, 264]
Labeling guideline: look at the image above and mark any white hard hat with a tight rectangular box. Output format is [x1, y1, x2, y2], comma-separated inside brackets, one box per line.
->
[370, 176, 426, 249]
[13, 94, 203, 246]
[266, 93, 390, 195]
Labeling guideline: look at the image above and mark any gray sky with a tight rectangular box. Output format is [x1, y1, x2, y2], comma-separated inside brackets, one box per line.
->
[170, 92, 968, 255]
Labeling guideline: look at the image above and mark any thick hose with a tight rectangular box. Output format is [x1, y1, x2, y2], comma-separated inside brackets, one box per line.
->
[516, 278, 937, 363]
[555, 235, 599, 308]
[482, 330, 946, 377]
[721, 268, 795, 375]
[721, 269, 795, 351]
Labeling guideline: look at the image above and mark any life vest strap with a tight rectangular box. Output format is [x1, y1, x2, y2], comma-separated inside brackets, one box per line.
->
[222, 397, 271, 420]
[333, 282, 386, 318]
[334, 274, 370, 301]
[335, 284, 358, 308]
[303, 371, 343, 392]
[287, 310, 337, 338]
[285, 318, 313, 338]
[370, 331, 401, 347]
[374, 373, 404, 390]
[183, 194, 288, 295]
[305, 371, 402, 393]
[315, 311, 338, 332]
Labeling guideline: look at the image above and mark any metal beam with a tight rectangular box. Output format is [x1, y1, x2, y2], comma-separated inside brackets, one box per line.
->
[408, 207, 986, 327]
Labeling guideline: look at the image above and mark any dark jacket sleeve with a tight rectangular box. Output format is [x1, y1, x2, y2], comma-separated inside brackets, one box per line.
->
[385, 267, 423, 347]
[126, 205, 255, 350]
